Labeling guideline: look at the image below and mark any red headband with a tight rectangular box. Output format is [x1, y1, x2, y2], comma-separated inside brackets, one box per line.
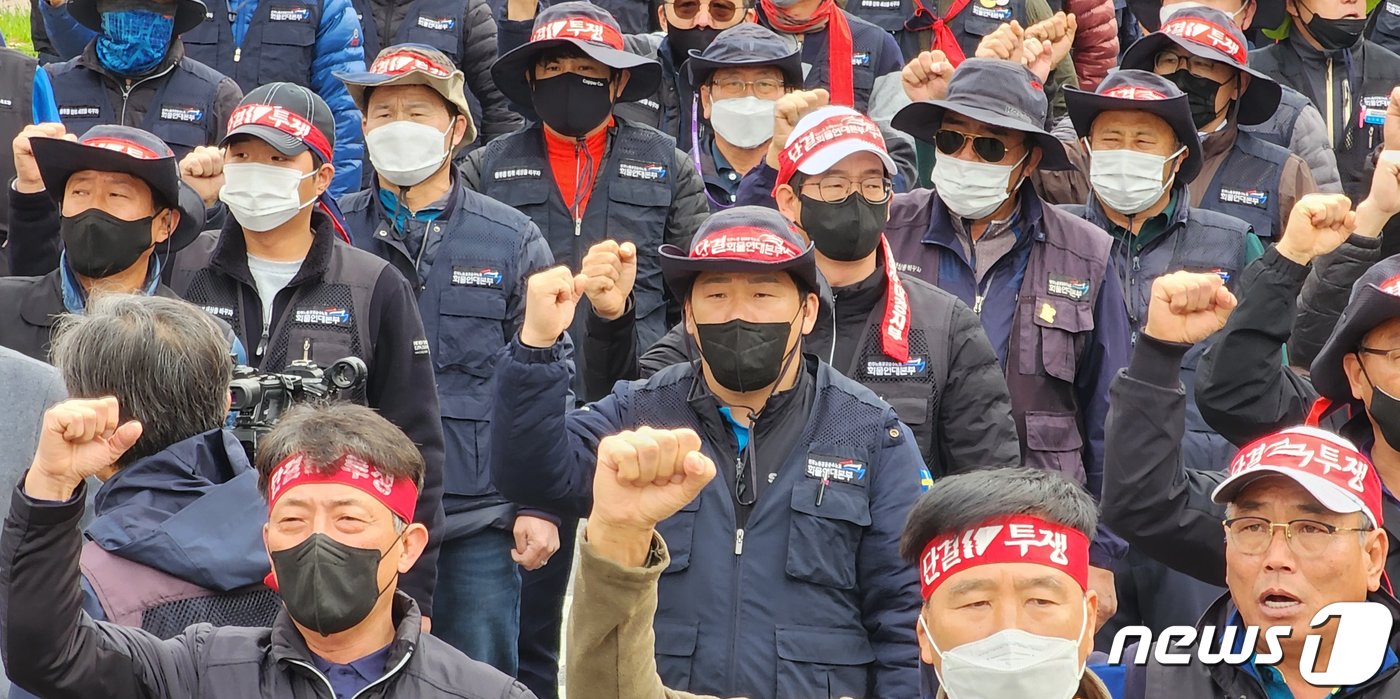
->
[530, 17, 624, 49]
[1101, 86, 1170, 101]
[919, 515, 1090, 600]
[83, 137, 168, 159]
[227, 103, 334, 164]
[371, 50, 453, 78]
[775, 114, 887, 192]
[267, 452, 418, 523]
[1160, 18, 1248, 65]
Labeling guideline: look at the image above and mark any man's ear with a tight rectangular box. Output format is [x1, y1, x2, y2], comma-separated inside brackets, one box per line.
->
[314, 162, 335, 196]
[657, 3, 669, 29]
[800, 291, 819, 334]
[1366, 526, 1388, 592]
[451, 114, 470, 150]
[612, 70, 633, 102]
[396, 522, 430, 574]
[152, 208, 178, 245]
[775, 183, 803, 227]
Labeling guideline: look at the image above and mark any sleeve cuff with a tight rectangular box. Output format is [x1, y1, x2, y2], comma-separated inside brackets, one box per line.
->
[517, 508, 561, 527]
[1262, 245, 1313, 284]
[586, 297, 635, 335]
[12, 477, 87, 526]
[578, 530, 671, 585]
[1126, 335, 1191, 389]
[512, 334, 568, 362]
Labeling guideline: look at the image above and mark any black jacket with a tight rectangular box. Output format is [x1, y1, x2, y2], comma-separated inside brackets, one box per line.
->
[0, 265, 182, 362]
[1289, 233, 1387, 371]
[1102, 329, 1400, 586]
[582, 256, 1021, 477]
[169, 213, 446, 617]
[0, 481, 535, 699]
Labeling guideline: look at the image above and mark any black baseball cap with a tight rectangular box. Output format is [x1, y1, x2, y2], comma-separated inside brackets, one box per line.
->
[660, 206, 818, 299]
[222, 83, 336, 164]
[1065, 70, 1204, 183]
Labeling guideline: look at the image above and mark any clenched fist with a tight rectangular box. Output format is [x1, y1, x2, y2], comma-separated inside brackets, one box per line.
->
[1143, 271, 1237, 345]
[1025, 12, 1077, 73]
[766, 89, 831, 169]
[592, 427, 715, 532]
[580, 240, 638, 321]
[902, 50, 955, 103]
[179, 146, 227, 208]
[1277, 193, 1355, 266]
[520, 266, 585, 349]
[25, 397, 143, 502]
[13, 123, 74, 194]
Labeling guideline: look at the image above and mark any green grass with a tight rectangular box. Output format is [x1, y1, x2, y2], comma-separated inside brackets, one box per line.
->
[0, 7, 35, 57]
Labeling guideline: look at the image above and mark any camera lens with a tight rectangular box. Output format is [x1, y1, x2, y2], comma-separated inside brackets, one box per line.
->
[328, 357, 367, 390]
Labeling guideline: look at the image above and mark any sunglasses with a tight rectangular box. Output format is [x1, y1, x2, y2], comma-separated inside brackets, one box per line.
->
[933, 129, 1013, 163]
[667, 0, 742, 22]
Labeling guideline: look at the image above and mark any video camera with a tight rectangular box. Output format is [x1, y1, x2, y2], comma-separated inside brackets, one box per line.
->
[229, 356, 368, 460]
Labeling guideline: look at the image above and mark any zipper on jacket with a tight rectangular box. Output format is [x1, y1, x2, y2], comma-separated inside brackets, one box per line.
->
[283, 659, 338, 698]
[350, 651, 414, 699]
[973, 271, 996, 315]
[1326, 57, 1336, 147]
[115, 63, 176, 126]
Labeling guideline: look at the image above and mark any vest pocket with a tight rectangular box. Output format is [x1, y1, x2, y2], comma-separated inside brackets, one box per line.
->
[786, 478, 871, 590]
[1022, 411, 1085, 485]
[287, 326, 353, 367]
[1022, 295, 1094, 382]
[775, 625, 877, 699]
[654, 620, 698, 686]
[439, 393, 493, 496]
[435, 288, 507, 375]
[655, 497, 701, 574]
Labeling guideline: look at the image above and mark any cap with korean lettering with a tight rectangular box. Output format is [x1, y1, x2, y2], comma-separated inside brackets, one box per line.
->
[222, 82, 337, 164]
[336, 43, 478, 146]
[1210, 425, 1383, 528]
[1119, 6, 1281, 126]
[773, 106, 898, 195]
[658, 205, 818, 299]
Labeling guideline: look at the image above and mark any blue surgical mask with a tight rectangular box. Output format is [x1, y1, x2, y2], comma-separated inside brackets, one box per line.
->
[96, 10, 174, 76]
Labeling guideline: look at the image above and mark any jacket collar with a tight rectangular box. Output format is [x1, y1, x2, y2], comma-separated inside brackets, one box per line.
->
[210, 210, 339, 289]
[1083, 184, 1189, 244]
[78, 37, 183, 83]
[921, 185, 1047, 261]
[272, 590, 422, 672]
[21, 266, 177, 329]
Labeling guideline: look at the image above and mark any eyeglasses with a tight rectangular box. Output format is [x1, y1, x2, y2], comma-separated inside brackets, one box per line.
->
[1222, 516, 1370, 556]
[667, 0, 743, 22]
[1359, 346, 1400, 367]
[1154, 51, 1230, 79]
[710, 78, 785, 99]
[800, 175, 892, 204]
[933, 129, 1013, 163]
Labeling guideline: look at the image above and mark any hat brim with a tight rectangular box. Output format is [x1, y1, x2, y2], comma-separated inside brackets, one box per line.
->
[1311, 284, 1400, 401]
[1064, 87, 1204, 184]
[795, 139, 900, 180]
[684, 51, 804, 90]
[222, 124, 311, 158]
[491, 39, 663, 113]
[70, 0, 207, 35]
[1121, 33, 1282, 126]
[335, 70, 479, 145]
[892, 101, 1073, 170]
[1211, 468, 1373, 525]
[659, 242, 820, 299]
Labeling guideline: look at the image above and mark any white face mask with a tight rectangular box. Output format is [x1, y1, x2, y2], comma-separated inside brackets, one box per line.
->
[366, 120, 453, 187]
[709, 96, 777, 149]
[1088, 145, 1186, 215]
[922, 597, 1089, 699]
[930, 153, 1027, 220]
[220, 162, 318, 232]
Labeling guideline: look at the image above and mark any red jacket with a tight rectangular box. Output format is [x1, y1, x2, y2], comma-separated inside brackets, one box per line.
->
[1066, 0, 1119, 90]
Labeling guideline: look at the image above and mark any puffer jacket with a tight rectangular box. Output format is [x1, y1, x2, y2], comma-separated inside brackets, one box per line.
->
[1240, 86, 1344, 195]
[1064, 0, 1118, 90]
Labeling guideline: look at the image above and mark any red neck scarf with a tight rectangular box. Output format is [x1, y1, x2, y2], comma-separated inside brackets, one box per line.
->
[761, 0, 855, 107]
[877, 237, 911, 363]
[912, 0, 973, 65]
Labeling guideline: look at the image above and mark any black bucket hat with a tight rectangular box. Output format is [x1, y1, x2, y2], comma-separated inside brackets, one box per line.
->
[491, 2, 662, 112]
[1066, 69, 1204, 183]
[892, 58, 1072, 170]
[685, 23, 803, 89]
[1313, 256, 1400, 401]
[660, 205, 818, 299]
[1120, 6, 1282, 126]
[70, 0, 208, 36]
[1128, 0, 1285, 34]
[31, 125, 205, 253]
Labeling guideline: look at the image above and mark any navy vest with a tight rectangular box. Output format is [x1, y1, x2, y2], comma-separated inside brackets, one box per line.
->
[1201, 130, 1286, 240]
[45, 56, 224, 159]
[180, 0, 322, 92]
[0, 48, 35, 246]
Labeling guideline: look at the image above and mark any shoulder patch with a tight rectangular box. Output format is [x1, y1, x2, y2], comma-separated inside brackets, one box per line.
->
[618, 159, 668, 182]
[1047, 274, 1091, 301]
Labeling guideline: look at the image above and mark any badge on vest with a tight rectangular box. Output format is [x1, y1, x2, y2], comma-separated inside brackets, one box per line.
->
[851, 52, 872, 66]
[413, 338, 430, 355]
[59, 105, 100, 119]
[865, 355, 929, 378]
[619, 160, 667, 182]
[637, 98, 661, 111]
[860, 0, 899, 8]
[417, 15, 456, 30]
[452, 266, 504, 289]
[806, 454, 867, 484]
[971, 4, 1013, 19]
[0, 97, 13, 108]
[269, 6, 311, 21]
[1047, 274, 1091, 302]
[494, 167, 542, 181]
[1218, 187, 1270, 209]
[160, 106, 205, 123]
[294, 307, 352, 326]
[202, 305, 235, 319]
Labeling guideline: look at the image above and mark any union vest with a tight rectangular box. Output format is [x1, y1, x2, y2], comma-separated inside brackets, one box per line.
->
[180, 0, 322, 92]
[80, 541, 280, 640]
[471, 121, 677, 355]
[45, 56, 224, 159]
[1202, 130, 1286, 240]
[0, 48, 35, 248]
[856, 0, 1031, 60]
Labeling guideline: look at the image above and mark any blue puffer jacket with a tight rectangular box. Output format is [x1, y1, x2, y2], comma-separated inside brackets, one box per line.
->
[40, 0, 366, 196]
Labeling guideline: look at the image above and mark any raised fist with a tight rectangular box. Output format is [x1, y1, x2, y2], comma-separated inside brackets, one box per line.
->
[179, 146, 227, 208]
[13, 123, 73, 195]
[1277, 193, 1356, 266]
[591, 427, 715, 533]
[902, 50, 955, 103]
[25, 397, 143, 502]
[520, 266, 585, 349]
[766, 89, 831, 169]
[1143, 271, 1237, 345]
[579, 240, 638, 321]
[1025, 12, 1077, 72]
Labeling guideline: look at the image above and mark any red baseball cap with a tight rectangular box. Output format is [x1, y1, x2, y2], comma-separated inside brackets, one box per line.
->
[1211, 426, 1383, 528]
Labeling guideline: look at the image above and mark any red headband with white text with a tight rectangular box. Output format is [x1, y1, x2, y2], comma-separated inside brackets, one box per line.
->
[920, 515, 1090, 600]
[267, 452, 418, 523]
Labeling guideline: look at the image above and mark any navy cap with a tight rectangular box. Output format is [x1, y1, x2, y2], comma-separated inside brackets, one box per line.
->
[685, 24, 803, 88]
[659, 205, 818, 298]
[491, 2, 661, 112]
[223, 83, 337, 164]
[31, 125, 205, 254]
[70, 0, 208, 36]
[1066, 69, 1204, 183]
[1120, 6, 1281, 126]
[893, 58, 1072, 170]
[1313, 257, 1400, 401]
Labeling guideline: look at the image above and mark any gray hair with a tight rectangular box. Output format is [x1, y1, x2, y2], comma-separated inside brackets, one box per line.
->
[254, 402, 425, 497]
[899, 467, 1099, 563]
[50, 294, 233, 466]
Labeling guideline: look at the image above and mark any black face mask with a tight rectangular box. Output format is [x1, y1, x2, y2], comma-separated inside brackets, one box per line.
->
[1305, 13, 1368, 51]
[799, 193, 886, 262]
[696, 314, 799, 393]
[270, 533, 398, 636]
[1166, 70, 1231, 130]
[60, 207, 158, 279]
[667, 26, 721, 67]
[530, 72, 616, 138]
[1359, 359, 1400, 449]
